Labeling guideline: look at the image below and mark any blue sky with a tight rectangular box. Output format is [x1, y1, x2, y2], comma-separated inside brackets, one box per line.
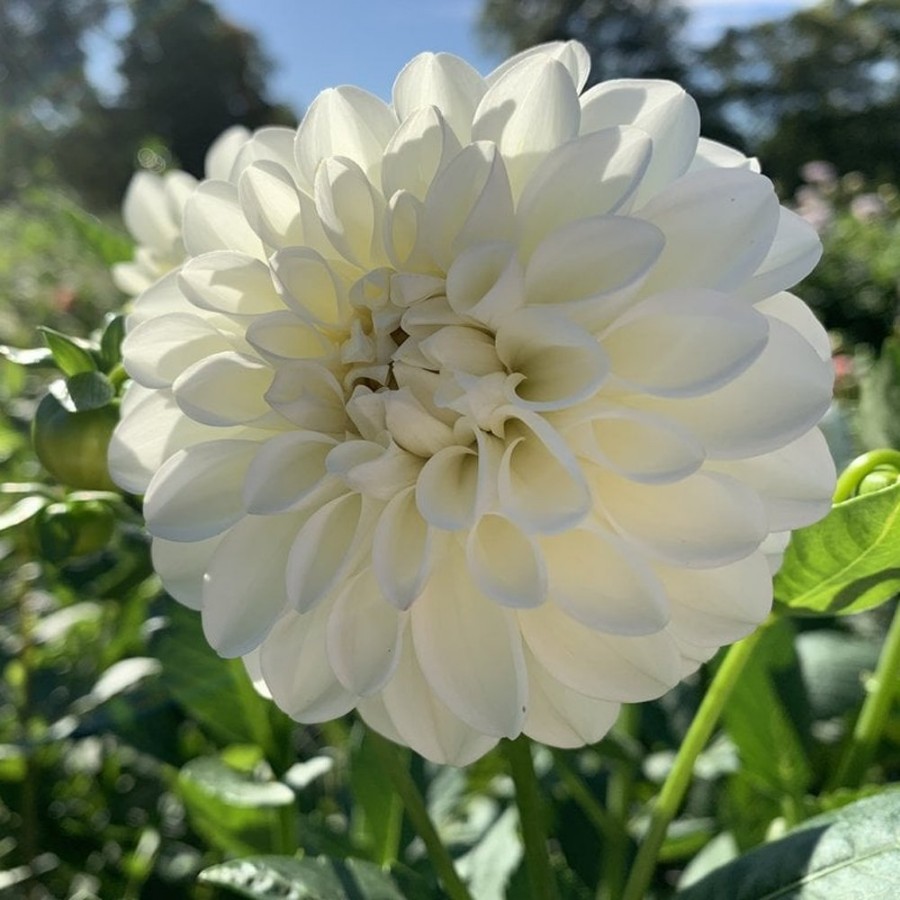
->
[211, 0, 815, 106]
[87, 0, 815, 109]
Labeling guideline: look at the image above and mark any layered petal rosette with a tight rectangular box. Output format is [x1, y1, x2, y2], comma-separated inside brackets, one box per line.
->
[110, 42, 835, 765]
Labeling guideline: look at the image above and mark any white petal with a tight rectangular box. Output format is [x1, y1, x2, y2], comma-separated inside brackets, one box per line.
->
[327, 440, 422, 500]
[270, 247, 347, 330]
[261, 606, 357, 722]
[247, 312, 335, 365]
[151, 533, 225, 610]
[179, 251, 283, 316]
[372, 487, 434, 610]
[242, 431, 338, 515]
[264, 360, 348, 432]
[637, 169, 780, 295]
[173, 351, 272, 426]
[656, 552, 773, 647]
[144, 440, 258, 541]
[541, 524, 669, 634]
[519, 602, 682, 701]
[688, 137, 759, 174]
[419, 325, 503, 376]
[415, 444, 480, 530]
[295, 85, 398, 184]
[380, 638, 499, 765]
[411, 543, 527, 738]
[238, 160, 305, 249]
[580, 79, 700, 203]
[445, 241, 524, 327]
[326, 568, 405, 695]
[524, 215, 665, 329]
[600, 289, 769, 397]
[109, 387, 254, 494]
[516, 125, 652, 256]
[707, 428, 835, 531]
[383, 189, 433, 271]
[473, 57, 581, 195]
[467, 514, 547, 609]
[523, 652, 620, 748]
[122, 172, 180, 251]
[241, 648, 273, 699]
[422, 141, 514, 270]
[756, 291, 831, 361]
[285, 491, 368, 612]
[357, 694, 405, 746]
[392, 52, 485, 144]
[486, 40, 591, 93]
[201, 513, 302, 657]
[204, 125, 251, 181]
[229, 127, 300, 185]
[738, 209, 822, 302]
[496, 308, 609, 410]
[382, 106, 462, 202]
[593, 467, 768, 567]
[315, 156, 385, 268]
[182, 180, 262, 257]
[384, 388, 456, 457]
[632, 317, 834, 458]
[123, 312, 233, 389]
[498, 409, 591, 534]
[127, 271, 194, 327]
[566, 407, 704, 484]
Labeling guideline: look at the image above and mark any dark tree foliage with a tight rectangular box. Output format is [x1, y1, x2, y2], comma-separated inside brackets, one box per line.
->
[115, 0, 294, 177]
[480, 0, 690, 84]
[0, 0, 110, 199]
[702, 0, 900, 192]
[478, 0, 745, 147]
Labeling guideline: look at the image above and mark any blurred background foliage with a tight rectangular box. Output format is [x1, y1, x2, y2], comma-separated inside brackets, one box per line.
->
[0, 1, 899, 898]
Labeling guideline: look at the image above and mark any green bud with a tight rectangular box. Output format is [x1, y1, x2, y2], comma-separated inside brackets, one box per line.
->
[856, 466, 900, 496]
[32, 391, 119, 491]
[34, 500, 116, 561]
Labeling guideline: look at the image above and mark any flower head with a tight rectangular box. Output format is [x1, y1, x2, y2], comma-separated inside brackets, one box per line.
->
[110, 42, 835, 765]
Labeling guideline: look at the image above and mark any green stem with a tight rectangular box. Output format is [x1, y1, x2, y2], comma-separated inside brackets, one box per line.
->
[501, 736, 561, 900]
[829, 600, 900, 789]
[832, 449, 900, 502]
[367, 731, 473, 900]
[598, 706, 638, 900]
[621, 618, 774, 900]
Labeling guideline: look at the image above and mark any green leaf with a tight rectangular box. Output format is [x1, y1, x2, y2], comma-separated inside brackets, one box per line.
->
[199, 855, 407, 900]
[66, 371, 115, 411]
[152, 602, 292, 769]
[177, 756, 296, 856]
[38, 327, 97, 376]
[775, 482, 900, 615]
[0, 494, 49, 533]
[675, 789, 900, 899]
[722, 621, 813, 798]
[99, 315, 125, 373]
[60, 202, 134, 266]
[350, 728, 404, 864]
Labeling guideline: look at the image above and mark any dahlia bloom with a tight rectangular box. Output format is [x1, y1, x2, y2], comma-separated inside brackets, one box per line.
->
[112, 126, 251, 295]
[110, 42, 835, 765]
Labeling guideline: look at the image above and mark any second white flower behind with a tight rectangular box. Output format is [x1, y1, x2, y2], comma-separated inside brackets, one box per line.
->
[110, 41, 836, 765]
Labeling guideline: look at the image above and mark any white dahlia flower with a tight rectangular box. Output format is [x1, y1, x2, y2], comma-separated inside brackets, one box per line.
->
[109, 42, 835, 765]
[113, 126, 251, 295]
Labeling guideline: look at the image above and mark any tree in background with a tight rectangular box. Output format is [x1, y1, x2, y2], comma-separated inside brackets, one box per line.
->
[702, 0, 900, 193]
[0, 0, 110, 200]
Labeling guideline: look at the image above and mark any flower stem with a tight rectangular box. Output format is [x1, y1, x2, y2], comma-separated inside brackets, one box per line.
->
[829, 600, 900, 789]
[501, 736, 561, 900]
[366, 731, 473, 900]
[621, 618, 773, 900]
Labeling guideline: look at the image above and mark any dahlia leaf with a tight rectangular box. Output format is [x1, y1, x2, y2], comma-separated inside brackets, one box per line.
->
[199, 854, 409, 900]
[38, 327, 97, 377]
[177, 756, 296, 857]
[674, 789, 900, 899]
[774, 481, 900, 615]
